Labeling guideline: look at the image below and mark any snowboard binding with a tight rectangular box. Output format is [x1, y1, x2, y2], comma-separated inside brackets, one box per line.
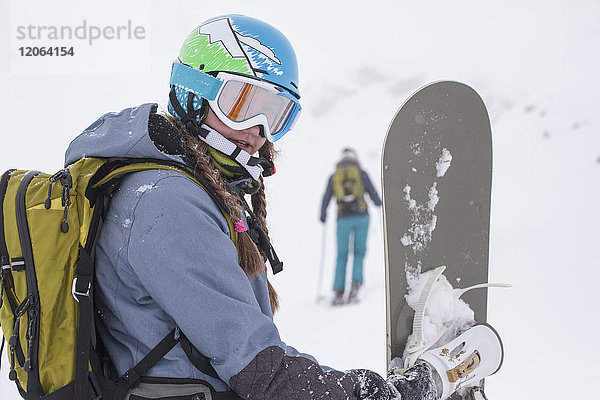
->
[417, 323, 503, 400]
[403, 266, 511, 369]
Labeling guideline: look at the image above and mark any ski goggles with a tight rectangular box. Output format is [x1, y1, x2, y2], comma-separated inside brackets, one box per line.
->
[170, 63, 301, 142]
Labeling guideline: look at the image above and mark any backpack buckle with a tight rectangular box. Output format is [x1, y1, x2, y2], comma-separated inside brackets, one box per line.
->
[72, 278, 91, 302]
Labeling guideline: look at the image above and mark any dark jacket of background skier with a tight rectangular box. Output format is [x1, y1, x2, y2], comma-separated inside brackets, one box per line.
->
[320, 154, 382, 222]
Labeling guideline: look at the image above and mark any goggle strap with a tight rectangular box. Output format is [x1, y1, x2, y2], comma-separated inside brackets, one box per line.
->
[168, 87, 190, 122]
[168, 88, 203, 135]
[170, 62, 220, 101]
[186, 92, 204, 121]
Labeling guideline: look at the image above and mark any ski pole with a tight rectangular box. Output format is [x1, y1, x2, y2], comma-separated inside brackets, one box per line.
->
[316, 222, 327, 303]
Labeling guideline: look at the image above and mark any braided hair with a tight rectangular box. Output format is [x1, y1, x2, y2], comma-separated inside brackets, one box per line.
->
[170, 118, 280, 314]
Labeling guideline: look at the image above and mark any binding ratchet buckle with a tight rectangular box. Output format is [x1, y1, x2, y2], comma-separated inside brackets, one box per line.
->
[446, 352, 480, 383]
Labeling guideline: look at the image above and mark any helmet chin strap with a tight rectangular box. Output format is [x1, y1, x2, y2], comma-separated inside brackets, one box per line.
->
[196, 123, 274, 181]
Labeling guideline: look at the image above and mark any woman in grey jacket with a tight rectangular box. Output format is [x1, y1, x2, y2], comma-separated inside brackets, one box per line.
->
[64, 14, 503, 400]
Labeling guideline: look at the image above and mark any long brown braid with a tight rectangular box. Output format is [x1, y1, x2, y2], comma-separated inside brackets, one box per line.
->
[251, 144, 279, 311]
[171, 118, 280, 313]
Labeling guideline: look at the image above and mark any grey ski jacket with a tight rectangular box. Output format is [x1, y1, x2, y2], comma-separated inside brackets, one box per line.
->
[64, 103, 359, 399]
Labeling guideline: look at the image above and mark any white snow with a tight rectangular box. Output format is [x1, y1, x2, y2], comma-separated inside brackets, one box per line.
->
[402, 184, 416, 209]
[405, 270, 475, 349]
[2, 1, 600, 399]
[410, 143, 421, 156]
[400, 182, 440, 261]
[136, 184, 155, 195]
[436, 148, 452, 178]
[400, 234, 413, 246]
[427, 183, 439, 210]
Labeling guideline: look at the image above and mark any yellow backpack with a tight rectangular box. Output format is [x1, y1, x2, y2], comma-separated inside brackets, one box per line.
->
[332, 162, 367, 214]
[0, 157, 236, 400]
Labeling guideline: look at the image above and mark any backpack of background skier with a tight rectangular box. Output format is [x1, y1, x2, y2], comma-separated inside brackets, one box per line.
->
[332, 161, 367, 215]
[0, 157, 239, 400]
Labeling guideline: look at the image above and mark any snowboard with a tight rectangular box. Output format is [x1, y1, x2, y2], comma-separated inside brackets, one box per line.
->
[382, 81, 492, 397]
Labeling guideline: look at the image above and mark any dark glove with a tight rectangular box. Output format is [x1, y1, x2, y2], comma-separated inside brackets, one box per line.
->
[349, 362, 438, 400]
[386, 362, 438, 400]
[349, 369, 400, 400]
[319, 213, 326, 223]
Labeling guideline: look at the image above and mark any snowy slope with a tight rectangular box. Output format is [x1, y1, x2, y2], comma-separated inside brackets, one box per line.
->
[1, 0, 600, 398]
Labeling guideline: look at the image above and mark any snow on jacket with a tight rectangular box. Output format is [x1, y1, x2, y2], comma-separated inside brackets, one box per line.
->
[65, 103, 359, 399]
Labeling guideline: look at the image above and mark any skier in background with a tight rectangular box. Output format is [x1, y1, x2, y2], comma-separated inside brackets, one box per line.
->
[64, 14, 503, 400]
[320, 148, 382, 305]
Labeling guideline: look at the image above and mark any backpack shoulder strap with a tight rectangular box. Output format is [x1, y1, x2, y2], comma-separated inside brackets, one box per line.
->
[87, 158, 237, 246]
[0, 170, 16, 298]
[77, 159, 228, 393]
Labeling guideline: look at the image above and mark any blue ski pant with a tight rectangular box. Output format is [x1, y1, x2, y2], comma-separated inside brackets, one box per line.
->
[333, 214, 370, 292]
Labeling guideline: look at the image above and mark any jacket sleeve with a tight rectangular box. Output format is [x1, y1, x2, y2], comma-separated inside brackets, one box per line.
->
[320, 176, 334, 222]
[126, 172, 359, 399]
[360, 171, 382, 207]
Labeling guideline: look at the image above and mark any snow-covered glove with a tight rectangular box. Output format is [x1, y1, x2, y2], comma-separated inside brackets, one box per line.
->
[350, 369, 400, 400]
[350, 360, 438, 400]
[386, 359, 438, 400]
